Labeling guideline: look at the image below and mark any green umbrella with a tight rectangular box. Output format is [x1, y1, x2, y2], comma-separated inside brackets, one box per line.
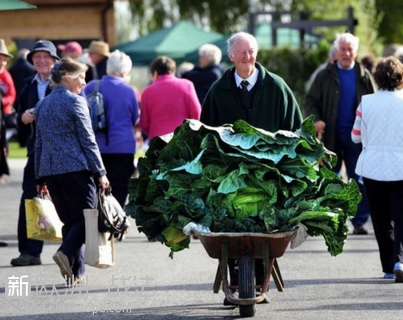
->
[0, 0, 36, 11]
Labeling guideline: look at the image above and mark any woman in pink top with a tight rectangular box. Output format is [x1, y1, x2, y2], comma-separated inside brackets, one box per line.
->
[140, 56, 201, 140]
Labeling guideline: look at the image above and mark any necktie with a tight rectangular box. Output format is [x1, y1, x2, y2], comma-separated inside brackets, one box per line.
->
[240, 80, 249, 92]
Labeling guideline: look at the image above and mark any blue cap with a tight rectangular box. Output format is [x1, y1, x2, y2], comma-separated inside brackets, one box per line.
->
[27, 40, 60, 64]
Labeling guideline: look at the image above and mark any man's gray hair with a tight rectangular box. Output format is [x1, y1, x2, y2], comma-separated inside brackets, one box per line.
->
[333, 32, 359, 53]
[227, 32, 258, 56]
[107, 50, 132, 77]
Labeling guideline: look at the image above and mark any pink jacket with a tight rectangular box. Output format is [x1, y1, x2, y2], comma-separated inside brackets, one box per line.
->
[140, 74, 201, 140]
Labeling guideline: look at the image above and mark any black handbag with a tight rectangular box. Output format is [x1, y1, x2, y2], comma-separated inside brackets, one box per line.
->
[97, 187, 130, 241]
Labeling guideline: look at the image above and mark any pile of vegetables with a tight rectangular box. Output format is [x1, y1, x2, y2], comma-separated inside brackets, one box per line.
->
[125, 116, 361, 257]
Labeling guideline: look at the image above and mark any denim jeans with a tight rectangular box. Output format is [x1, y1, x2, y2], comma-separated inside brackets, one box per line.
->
[333, 133, 370, 227]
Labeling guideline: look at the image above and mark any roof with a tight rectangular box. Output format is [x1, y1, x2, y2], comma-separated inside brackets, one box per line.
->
[0, 0, 36, 10]
[114, 21, 223, 66]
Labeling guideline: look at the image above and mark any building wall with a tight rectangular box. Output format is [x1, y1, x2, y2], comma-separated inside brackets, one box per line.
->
[0, 4, 116, 46]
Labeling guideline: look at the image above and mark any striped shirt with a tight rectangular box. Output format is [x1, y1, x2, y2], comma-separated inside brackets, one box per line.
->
[351, 103, 362, 144]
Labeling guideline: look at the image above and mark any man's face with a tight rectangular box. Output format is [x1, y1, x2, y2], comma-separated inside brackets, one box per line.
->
[228, 37, 257, 78]
[89, 52, 104, 65]
[31, 51, 56, 77]
[0, 54, 8, 74]
[337, 41, 357, 69]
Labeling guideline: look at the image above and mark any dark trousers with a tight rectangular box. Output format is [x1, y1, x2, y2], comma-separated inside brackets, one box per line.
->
[363, 178, 403, 273]
[333, 133, 370, 227]
[0, 144, 9, 176]
[101, 153, 135, 207]
[45, 171, 96, 277]
[17, 156, 43, 257]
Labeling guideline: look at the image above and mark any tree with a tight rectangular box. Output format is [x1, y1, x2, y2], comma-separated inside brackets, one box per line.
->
[128, 0, 270, 36]
[126, 0, 383, 55]
[375, 0, 403, 46]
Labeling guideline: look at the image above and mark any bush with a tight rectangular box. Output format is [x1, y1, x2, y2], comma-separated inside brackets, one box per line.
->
[258, 42, 330, 116]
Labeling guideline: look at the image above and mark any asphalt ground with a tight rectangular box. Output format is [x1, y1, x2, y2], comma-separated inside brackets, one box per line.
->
[0, 158, 402, 320]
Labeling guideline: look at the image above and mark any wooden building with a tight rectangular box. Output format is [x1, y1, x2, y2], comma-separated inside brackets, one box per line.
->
[0, 0, 136, 50]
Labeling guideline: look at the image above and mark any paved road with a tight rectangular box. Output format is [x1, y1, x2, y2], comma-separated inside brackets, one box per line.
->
[0, 159, 402, 320]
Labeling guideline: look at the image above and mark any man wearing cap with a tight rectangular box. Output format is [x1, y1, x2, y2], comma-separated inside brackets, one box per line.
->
[85, 40, 110, 82]
[57, 41, 82, 60]
[11, 40, 60, 267]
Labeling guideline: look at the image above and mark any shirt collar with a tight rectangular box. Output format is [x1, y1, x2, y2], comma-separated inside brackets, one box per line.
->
[337, 61, 355, 70]
[234, 69, 259, 91]
[32, 73, 51, 84]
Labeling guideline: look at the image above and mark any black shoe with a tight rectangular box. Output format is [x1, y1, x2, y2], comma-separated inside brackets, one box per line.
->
[223, 297, 238, 306]
[0, 241, 8, 247]
[11, 254, 41, 266]
[353, 225, 368, 235]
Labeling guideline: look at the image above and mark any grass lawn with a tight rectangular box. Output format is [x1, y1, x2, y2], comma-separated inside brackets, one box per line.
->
[8, 141, 27, 159]
[8, 141, 146, 160]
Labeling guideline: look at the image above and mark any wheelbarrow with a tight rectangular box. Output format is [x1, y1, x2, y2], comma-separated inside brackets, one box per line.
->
[198, 229, 297, 317]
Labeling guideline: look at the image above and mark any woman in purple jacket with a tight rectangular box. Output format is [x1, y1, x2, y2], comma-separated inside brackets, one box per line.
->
[84, 50, 139, 207]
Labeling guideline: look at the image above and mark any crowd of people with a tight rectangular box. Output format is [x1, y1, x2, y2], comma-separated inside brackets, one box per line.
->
[1, 30, 403, 288]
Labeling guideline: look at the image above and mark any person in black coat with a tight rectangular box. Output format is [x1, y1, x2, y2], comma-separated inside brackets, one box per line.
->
[8, 48, 35, 147]
[10, 40, 59, 267]
[84, 40, 110, 82]
[182, 43, 224, 104]
[0, 92, 8, 246]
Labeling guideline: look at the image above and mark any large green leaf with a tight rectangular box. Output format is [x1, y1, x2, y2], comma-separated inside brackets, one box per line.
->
[125, 116, 359, 257]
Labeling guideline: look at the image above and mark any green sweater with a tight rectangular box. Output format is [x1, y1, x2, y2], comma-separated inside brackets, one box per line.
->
[201, 62, 303, 132]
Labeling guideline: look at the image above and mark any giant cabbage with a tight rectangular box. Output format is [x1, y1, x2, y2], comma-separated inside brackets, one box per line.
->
[125, 116, 361, 257]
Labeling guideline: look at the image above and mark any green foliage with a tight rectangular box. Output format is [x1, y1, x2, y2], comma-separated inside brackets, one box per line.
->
[375, 0, 403, 46]
[126, 117, 360, 257]
[128, 0, 274, 35]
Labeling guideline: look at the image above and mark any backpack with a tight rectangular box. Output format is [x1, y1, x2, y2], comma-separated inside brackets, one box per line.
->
[97, 188, 130, 241]
[86, 80, 108, 143]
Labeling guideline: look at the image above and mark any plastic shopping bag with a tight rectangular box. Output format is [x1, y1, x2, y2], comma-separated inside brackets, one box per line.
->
[25, 196, 63, 242]
[84, 208, 115, 268]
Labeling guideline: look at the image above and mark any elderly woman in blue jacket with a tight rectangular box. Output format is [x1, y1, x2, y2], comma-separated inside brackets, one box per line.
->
[34, 57, 109, 283]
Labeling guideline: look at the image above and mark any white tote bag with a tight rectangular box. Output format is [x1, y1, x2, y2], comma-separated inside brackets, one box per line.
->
[84, 208, 115, 268]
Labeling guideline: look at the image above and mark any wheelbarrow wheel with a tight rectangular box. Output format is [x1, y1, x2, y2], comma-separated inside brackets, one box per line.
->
[240, 304, 256, 318]
[238, 256, 256, 317]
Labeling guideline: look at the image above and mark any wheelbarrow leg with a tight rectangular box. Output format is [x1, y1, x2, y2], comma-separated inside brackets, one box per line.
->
[261, 242, 284, 293]
[272, 259, 285, 292]
[213, 261, 222, 294]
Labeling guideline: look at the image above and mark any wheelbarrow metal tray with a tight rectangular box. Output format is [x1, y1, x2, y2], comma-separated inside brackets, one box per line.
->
[198, 230, 296, 259]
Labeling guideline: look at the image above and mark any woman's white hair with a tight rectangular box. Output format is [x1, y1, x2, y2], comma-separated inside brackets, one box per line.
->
[333, 32, 359, 54]
[107, 50, 132, 77]
[198, 43, 222, 65]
